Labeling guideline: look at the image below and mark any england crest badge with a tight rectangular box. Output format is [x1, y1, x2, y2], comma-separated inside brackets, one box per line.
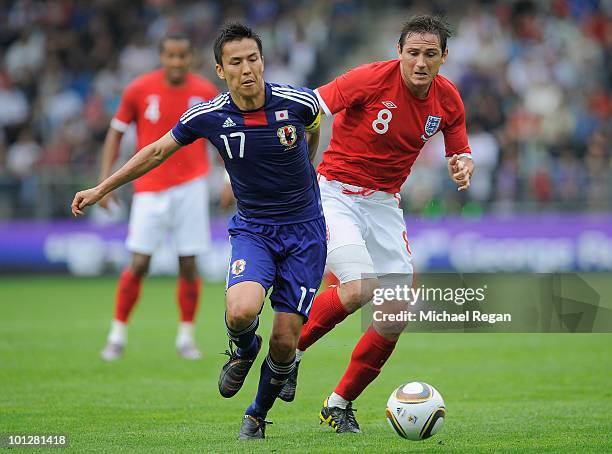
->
[424, 115, 442, 137]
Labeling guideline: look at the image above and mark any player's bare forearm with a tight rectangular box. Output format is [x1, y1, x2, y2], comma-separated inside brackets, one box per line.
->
[98, 132, 181, 194]
[98, 128, 124, 182]
[307, 127, 320, 162]
[97, 128, 124, 209]
[447, 154, 474, 191]
[71, 132, 181, 216]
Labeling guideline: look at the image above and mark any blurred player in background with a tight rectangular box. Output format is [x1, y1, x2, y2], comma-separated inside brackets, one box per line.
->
[72, 23, 326, 441]
[98, 34, 218, 361]
[279, 15, 474, 432]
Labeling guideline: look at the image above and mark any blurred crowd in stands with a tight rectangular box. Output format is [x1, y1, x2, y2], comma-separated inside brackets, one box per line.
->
[400, 0, 611, 216]
[0, 0, 609, 219]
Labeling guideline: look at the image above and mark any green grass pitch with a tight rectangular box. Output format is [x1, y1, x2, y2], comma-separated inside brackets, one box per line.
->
[1, 276, 610, 453]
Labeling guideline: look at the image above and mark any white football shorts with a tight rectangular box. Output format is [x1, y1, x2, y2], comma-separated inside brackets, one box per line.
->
[319, 174, 413, 283]
[126, 176, 210, 256]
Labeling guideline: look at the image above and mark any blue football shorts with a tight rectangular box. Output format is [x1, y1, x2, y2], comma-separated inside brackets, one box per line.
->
[226, 215, 327, 319]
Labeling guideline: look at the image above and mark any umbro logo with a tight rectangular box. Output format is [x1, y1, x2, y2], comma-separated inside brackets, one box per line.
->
[382, 101, 397, 109]
[222, 117, 236, 128]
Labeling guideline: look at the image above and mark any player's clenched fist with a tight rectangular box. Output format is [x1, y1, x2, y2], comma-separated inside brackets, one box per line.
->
[71, 187, 104, 217]
[447, 155, 473, 191]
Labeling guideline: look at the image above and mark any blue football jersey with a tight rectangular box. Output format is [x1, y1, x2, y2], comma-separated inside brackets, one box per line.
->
[171, 82, 323, 225]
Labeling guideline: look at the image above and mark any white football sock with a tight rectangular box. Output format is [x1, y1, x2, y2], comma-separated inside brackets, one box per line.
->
[327, 392, 350, 409]
[176, 322, 195, 347]
[108, 320, 127, 345]
[295, 349, 305, 362]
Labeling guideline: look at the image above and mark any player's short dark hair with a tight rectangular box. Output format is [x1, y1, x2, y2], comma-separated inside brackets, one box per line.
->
[213, 23, 263, 66]
[398, 15, 452, 53]
[159, 32, 192, 53]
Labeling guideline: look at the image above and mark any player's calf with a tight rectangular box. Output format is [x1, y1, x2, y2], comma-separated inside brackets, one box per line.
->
[372, 298, 410, 339]
[269, 326, 299, 363]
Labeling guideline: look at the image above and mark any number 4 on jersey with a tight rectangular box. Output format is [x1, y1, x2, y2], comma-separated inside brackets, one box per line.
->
[144, 95, 161, 123]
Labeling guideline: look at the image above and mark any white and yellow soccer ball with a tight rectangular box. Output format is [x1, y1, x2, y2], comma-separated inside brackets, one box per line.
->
[385, 381, 446, 440]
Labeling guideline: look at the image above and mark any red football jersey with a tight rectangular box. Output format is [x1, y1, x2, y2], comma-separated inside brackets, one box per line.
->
[112, 69, 218, 192]
[316, 60, 471, 193]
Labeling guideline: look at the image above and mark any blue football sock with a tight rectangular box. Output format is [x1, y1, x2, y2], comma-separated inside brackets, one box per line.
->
[245, 353, 295, 419]
[237, 333, 260, 359]
[225, 313, 259, 359]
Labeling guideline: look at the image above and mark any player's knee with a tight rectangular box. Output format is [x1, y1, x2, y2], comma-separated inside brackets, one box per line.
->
[338, 278, 378, 313]
[178, 256, 198, 280]
[225, 296, 259, 329]
[225, 282, 265, 329]
[130, 255, 151, 277]
[225, 305, 258, 330]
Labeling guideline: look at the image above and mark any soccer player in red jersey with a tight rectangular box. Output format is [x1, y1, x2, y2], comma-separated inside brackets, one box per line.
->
[99, 34, 218, 361]
[279, 16, 474, 432]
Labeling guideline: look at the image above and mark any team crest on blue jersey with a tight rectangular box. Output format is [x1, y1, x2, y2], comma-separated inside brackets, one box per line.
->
[424, 115, 442, 136]
[277, 125, 297, 147]
[231, 259, 246, 276]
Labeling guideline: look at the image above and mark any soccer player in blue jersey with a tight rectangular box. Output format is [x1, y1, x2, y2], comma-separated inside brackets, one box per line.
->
[71, 23, 326, 440]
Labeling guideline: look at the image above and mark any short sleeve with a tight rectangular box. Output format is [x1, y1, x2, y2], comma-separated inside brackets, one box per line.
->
[111, 82, 138, 132]
[171, 99, 215, 145]
[443, 99, 471, 158]
[297, 87, 321, 130]
[271, 84, 320, 130]
[315, 64, 374, 116]
[171, 120, 201, 146]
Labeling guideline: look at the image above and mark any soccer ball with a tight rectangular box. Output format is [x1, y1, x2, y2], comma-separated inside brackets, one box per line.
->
[385, 381, 445, 440]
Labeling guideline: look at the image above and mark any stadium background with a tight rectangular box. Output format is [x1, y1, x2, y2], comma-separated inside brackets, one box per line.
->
[0, 0, 609, 276]
[1, 1, 611, 452]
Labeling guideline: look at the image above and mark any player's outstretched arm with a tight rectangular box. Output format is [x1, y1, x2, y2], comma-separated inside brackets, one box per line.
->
[447, 155, 474, 191]
[71, 132, 182, 216]
[97, 127, 124, 210]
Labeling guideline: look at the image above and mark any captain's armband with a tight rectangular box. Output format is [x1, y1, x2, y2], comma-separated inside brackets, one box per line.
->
[305, 111, 321, 132]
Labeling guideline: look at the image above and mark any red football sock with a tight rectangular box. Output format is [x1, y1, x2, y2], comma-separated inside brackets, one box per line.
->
[177, 277, 201, 322]
[297, 286, 349, 351]
[334, 325, 398, 401]
[114, 269, 143, 323]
